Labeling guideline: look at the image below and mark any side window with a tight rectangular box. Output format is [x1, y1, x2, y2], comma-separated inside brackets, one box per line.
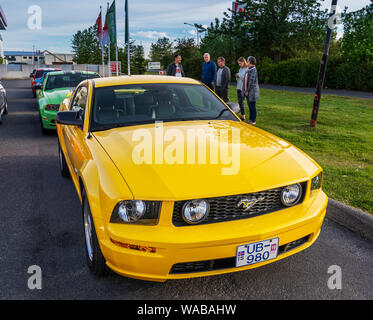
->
[70, 86, 88, 120]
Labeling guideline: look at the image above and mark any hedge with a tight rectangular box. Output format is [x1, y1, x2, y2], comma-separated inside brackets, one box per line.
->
[257, 57, 373, 92]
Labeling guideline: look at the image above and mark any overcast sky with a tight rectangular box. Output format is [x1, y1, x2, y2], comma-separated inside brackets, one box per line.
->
[0, 0, 371, 57]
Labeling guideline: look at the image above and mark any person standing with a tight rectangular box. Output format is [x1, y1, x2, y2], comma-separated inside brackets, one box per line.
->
[243, 56, 260, 125]
[167, 54, 185, 77]
[215, 57, 231, 102]
[236, 57, 248, 121]
[201, 53, 217, 90]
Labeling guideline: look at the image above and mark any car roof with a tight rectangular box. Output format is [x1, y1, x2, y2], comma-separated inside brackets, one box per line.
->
[36, 68, 61, 71]
[93, 75, 200, 88]
[45, 70, 100, 77]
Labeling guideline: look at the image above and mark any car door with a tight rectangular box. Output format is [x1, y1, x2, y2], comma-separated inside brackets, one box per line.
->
[62, 84, 90, 179]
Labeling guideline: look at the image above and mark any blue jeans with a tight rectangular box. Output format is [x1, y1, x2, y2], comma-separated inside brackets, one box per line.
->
[246, 100, 257, 122]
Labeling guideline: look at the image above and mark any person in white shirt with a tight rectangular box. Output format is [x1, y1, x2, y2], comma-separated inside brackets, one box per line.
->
[236, 57, 248, 121]
[167, 54, 185, 77]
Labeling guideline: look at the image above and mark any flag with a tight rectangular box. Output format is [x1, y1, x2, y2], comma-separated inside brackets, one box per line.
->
[106, 0, 116, 45]
[102, 12, 110, 46]
[96, 11, 103, 46]
[124, 0, 129, 43]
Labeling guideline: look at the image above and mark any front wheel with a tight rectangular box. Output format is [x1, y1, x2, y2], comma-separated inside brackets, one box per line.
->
[82, 191, 110, 277]
[58, 142, 70, 178]
[3, 99, 8, 115]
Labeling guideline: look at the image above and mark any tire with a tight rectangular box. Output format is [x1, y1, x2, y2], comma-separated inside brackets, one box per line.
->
[82, 190, 110, 277]
[0, 111, 3, 125]
[40, 114, 48, 135]
[58, 142, 70, 178]
[3, 99, 8, 115]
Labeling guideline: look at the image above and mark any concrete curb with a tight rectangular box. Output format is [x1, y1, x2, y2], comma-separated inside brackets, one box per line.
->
[326, 198, 373, 242]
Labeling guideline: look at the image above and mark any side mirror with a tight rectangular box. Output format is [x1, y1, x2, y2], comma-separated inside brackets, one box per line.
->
[56, 111, 84, 126]
[226, 102, 240, 114]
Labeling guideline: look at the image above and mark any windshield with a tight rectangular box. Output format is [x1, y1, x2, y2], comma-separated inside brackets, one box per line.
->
[45, 73, 99, 91]
[91, 83, 238, 131]
[35, 70, 54, 79]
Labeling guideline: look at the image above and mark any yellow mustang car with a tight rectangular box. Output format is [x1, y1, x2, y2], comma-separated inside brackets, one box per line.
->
[56, 75, 327, 282]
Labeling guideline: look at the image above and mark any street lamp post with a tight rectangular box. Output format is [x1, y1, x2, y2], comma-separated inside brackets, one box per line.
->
[184, 22, 207, 46]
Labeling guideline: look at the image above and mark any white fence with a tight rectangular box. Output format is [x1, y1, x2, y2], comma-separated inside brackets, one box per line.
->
[0, 64, 104, 79]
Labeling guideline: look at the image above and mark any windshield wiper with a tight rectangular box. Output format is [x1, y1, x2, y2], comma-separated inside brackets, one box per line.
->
[214, 108, 229, 119]
[93, 124, 128, 132]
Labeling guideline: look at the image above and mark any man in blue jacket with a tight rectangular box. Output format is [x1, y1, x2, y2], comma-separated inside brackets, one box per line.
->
[201, 53, 217, 91]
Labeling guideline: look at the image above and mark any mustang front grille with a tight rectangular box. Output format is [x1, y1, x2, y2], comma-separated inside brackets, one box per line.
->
[172, 182, 307, 226]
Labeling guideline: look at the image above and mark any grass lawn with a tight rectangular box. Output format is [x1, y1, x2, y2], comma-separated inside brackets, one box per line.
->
[228, 87, 373, 214]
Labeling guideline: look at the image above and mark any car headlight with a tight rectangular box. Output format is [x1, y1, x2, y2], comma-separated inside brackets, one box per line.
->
[182, 199, 209, 224]
[110, 200, 161, 225]
[311, 172, 323, 190]
[45, 104, 60, 111]
[281, 183, 302, 207]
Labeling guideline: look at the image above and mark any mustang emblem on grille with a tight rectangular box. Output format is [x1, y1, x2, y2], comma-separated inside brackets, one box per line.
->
[237, 197, 265, 212]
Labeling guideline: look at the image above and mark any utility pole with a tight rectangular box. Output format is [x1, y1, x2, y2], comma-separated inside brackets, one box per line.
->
[310, 0, 338, 128]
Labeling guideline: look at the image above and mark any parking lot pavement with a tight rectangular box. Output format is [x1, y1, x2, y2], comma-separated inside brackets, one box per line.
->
[0, 80, 372, 300]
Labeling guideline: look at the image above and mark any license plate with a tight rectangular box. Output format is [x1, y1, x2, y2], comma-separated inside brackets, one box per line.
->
[236, 238, 279, 267]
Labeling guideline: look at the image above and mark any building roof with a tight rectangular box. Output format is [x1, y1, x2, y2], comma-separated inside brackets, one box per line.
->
[4, 51, 44, 56]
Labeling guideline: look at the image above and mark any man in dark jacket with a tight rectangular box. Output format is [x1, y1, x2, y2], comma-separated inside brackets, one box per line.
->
[166, 54, 185, 77]
[201, 53, 217, 90]
[215, 57, 231, 102]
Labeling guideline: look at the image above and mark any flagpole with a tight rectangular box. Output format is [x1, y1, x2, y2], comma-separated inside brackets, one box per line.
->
[107, 2, 111, 77]
[114, 0, 119, 76]
[100, 6, 105, 77]
[125, 0, 130, 76]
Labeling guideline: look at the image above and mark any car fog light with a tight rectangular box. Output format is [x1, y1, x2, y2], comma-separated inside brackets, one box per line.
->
[281, 184, 302, 207]
[117, 200, 146, 222]
[182, 199, 209, 224]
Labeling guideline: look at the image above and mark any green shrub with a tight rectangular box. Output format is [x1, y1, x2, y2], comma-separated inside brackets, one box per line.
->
[258, 56, 373, 91]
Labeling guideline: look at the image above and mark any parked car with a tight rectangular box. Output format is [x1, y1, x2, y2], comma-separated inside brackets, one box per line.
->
[30, 68, 61, 97]
[37, 70, 100, 134]
[0, 80, 8, 125]
[56, 75, 327, 282]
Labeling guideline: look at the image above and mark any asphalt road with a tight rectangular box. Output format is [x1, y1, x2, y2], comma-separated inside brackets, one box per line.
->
[0, 80, 372, 300]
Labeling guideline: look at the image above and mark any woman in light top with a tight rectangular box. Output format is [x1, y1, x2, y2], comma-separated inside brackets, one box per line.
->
[236, 57, 248, 121]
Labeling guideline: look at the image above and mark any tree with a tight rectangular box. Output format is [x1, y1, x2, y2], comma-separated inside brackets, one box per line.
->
[201, 0, 328, 66]
[173, 38, 202, 79]
[71, 25, 101, 64]
[149, 37, 173, 69]
[132, 45, 146, 74]
[341, 2, 373, 63]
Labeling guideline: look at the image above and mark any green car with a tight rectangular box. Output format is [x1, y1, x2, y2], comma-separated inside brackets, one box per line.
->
[37, 71, 100, 134]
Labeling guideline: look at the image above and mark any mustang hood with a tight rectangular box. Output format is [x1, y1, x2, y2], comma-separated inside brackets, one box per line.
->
[93, 120, 320, 200]
[44, 88, 73, 104]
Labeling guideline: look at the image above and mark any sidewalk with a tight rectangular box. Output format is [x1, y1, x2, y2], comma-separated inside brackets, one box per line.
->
[260, 84, 373, 100]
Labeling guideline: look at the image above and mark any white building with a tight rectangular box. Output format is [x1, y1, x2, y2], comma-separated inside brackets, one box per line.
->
[43, 52, 75, 65]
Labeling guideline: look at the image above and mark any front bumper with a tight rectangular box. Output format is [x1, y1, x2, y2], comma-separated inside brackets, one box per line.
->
[98, 190, 328, 282]
[40, 110, 57, 129]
